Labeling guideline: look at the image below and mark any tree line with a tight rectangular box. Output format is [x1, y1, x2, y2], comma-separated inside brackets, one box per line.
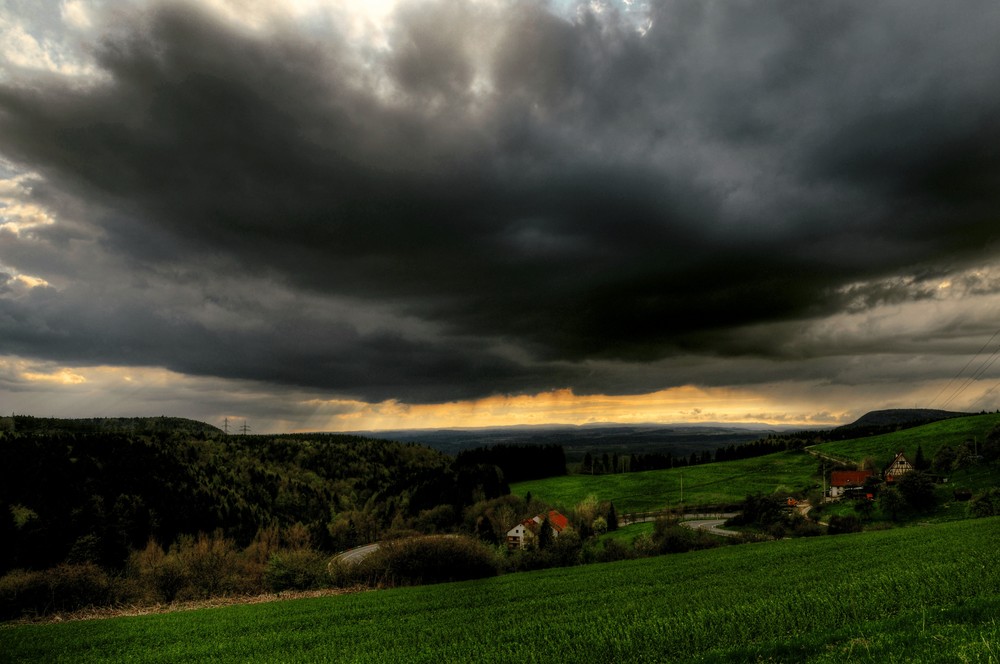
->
[578, 435, 812, 474]
[454, 443, 566, 482]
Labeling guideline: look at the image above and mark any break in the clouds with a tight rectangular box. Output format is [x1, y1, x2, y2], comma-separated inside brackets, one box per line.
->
[2, 0, 1000, 429]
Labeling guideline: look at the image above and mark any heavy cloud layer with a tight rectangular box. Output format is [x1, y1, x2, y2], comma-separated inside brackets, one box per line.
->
[2, 0, 1000, 405]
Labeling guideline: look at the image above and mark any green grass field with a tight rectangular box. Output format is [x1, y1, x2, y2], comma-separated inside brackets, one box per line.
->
[601, 520, 655, 543]
[3, 518, 998, 663]
[511, 450, 819, 513]
[811, 413, 1000, 467]
[510, 413, 1000, 515]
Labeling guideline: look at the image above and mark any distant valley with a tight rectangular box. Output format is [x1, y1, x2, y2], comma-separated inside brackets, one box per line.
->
[352, 422, 821, 461]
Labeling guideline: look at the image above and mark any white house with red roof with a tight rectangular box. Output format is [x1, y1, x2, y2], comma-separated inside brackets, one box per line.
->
[829, 470, 873, 498]
[506, 510, 570, 550]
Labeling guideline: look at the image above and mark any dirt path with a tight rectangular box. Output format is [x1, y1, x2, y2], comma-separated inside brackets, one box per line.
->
[2, 587, 369, 627]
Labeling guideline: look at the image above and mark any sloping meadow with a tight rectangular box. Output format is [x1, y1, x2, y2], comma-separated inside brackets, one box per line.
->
[3, 517, 998, 663]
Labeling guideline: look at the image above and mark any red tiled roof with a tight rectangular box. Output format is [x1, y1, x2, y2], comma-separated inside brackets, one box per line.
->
[520, 511, 571, 534]
[830, 470, 873, 487]
[547, 510, 569, 532]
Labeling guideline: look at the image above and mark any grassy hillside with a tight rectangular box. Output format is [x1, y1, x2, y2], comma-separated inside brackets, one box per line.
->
[810, 412, 1000, 467]
[3, 518, 998, 663]
[511, 450, 818, 513]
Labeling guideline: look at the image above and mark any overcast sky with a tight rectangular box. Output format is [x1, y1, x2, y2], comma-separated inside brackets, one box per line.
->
[2, 0, 1000, 432]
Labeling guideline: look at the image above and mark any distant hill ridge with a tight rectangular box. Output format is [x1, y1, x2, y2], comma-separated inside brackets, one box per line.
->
[1, 415, 222, 435]
[835, 409, 969, 435]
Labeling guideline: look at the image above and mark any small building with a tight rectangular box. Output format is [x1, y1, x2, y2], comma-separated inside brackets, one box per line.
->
[829, 470, 873, 498]
[506, 510, 569, 550]
[883, 452, 914, 484]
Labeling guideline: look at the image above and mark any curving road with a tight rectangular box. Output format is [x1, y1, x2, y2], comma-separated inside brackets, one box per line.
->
[679, 518, 739, 538]
[329, 543, 380, 570]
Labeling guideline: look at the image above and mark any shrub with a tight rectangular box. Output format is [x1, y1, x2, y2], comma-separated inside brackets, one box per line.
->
[0, 564, 112, 619]
[413, 505, 457, 533]
[968, 487, 1000, 518]
[791, 519, 824, 537]
[548, 528, 583, 567]
[827, 515, 862, 535]
[128, 532, 259, 603]
[595, 538, 637, 563]
[46, 563, 112, 612]
[264, 549, 329, 591]
[0, 569, 48, 620]
[172, 531, 247, 600]
[356, 536, 497, 587]
[128, 540, 189, 603]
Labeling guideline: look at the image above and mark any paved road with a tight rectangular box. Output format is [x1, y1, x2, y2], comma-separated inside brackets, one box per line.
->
[623, 512, 737, 525]
[330, 543, 380, 568]
[680, 519, 739, 538]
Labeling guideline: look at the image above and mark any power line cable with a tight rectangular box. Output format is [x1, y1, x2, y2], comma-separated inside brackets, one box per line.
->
[928, 328, 1000, 409]
[940, 344, 1000, 410]
[968, 381, 1000, 413]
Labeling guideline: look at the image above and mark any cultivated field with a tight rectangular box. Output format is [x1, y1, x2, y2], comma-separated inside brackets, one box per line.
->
[511, 450, 819, 513]
[3, 517, 997, 663]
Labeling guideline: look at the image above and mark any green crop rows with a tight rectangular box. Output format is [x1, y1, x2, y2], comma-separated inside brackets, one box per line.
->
[511, 450, 819, 513]
[4, 518, 998, 663]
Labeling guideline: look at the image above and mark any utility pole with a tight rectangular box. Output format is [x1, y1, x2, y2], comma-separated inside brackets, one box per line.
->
[223, 417, 229, 436]
[240, 420, 251, 436]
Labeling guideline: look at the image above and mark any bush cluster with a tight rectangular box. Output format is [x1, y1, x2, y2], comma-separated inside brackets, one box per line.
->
[0, 524, 330, 620]
[0, 563, 114, 620]
[344, 536, 497, 587]
[968, 487, 1000, 517]
[827, 515, 863, 535]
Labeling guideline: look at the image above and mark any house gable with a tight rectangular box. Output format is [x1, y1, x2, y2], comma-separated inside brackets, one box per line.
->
[883, 452, 914, 483]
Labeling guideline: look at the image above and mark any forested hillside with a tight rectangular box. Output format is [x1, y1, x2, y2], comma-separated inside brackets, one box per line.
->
[0, 422, 508, 575]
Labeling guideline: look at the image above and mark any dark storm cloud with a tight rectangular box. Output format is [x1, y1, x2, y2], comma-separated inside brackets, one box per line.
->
[2, 0, 1000, 402]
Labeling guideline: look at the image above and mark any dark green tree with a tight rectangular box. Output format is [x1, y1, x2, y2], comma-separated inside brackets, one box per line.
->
[932, 446, 957, 473]
[536, 515, 553, 550]
[737, 493, 785, 527]
[878, 487, 905, 521]
[897, 471, 936, 512]
[982, 426, 1000, 462]
[952, 444, 975, 470]
[607, 502, 619, 531]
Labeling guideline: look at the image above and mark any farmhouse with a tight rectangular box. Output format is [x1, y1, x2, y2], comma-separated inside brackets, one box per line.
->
[829, 470, 873, 498]
[506, 510, 570, 550]
[883, 451, 914, 483]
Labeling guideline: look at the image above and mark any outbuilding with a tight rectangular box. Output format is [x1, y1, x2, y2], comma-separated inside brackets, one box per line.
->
[829, 470, 873, 498]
